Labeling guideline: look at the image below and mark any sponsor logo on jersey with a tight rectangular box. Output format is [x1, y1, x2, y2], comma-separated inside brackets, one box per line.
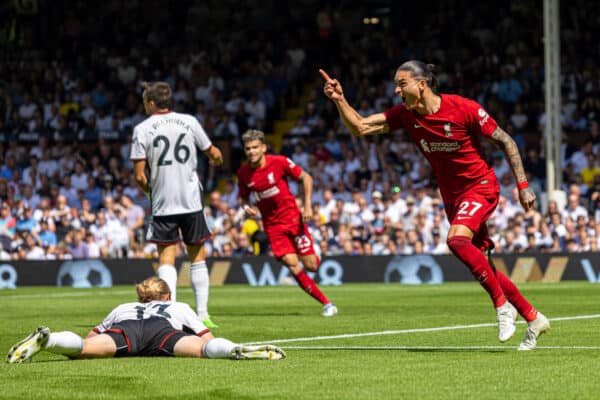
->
[419, 139, 460, 153]
[254, 186, 280, 200]
[478, 108, 490, 126]
[444, 123, 453, 136]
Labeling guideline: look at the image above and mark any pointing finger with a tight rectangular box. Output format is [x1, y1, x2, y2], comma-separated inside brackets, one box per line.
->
[319, 69, 333, 82]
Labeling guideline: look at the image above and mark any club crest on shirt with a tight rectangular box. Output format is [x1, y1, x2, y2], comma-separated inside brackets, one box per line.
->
[444, 123, 452, 137]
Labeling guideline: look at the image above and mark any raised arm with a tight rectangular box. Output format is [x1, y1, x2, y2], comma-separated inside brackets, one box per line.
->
[488, 127, 536, 211]
[320, 69, 389, 136]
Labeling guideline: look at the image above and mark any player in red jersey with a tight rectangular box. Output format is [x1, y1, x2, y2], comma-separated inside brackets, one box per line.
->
[320, 61, 549, 349]
[237, 129, 337, 317]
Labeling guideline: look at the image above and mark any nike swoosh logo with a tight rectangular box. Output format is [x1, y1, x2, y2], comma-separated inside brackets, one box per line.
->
[414, 124, 421, 128]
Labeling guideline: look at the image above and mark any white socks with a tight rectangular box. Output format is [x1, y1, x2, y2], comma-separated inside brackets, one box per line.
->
[202, 338, 237, 359]
[45, 331, 84, 356]
[157, 264, 178, 301]
[190, 261, 209, 318]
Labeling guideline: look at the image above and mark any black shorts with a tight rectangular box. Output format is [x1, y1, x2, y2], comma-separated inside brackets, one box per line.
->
[104, 317, 191, 357]
[146, 210, 212, 246]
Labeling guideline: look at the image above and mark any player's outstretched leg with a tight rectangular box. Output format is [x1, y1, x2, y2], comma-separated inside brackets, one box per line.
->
[231, 345, 286, 360]
[7, 326, 50, 364]
[519, 312, 550, 351]
[290, 254, 338, 317]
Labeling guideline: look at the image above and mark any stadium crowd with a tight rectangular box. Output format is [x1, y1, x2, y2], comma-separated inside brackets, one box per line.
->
[1, 0, 600, 260]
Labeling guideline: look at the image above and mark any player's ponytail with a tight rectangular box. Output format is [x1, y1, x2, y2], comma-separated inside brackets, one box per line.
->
[426, 63, 439, 90]
[397, 60, 439, 91]
[136, 276, 171, 303]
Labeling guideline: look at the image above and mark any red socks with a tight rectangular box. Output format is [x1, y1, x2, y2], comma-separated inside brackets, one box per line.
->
[447, 235, 507, 307]
[493, 269, 538, 322]
[293, 270, 330, 305]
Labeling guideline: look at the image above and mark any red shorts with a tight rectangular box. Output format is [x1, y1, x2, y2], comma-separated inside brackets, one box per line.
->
[264, 220, 316, 259]
[443, 180, 499, 234]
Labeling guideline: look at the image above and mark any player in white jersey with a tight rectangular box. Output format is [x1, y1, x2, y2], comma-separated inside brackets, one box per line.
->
[7, 277, 285, 362]
[130, 81, 223, 328]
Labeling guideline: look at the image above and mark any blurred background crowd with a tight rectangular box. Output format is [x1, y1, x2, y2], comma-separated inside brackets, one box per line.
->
[1, 0, 600, 260]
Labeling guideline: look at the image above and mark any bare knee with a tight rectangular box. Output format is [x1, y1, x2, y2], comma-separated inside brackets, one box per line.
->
[302, 257, 319, 272]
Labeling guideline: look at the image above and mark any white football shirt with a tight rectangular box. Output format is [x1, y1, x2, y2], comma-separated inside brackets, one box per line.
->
[94, 301, 207, 334]
[130, 112, 212, 216]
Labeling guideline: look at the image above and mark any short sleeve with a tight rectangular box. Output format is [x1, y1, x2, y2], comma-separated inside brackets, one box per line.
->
[193, 119, 212, 151]
[237, 168, 250, 199]
[463, 99, 498, 137]
[130, 126, 147, 160]
[282, 157, 303, 180]
[383, 105, 406, 131]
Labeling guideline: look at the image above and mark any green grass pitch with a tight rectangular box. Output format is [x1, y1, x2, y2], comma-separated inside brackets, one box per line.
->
[1, 282, 599, 399]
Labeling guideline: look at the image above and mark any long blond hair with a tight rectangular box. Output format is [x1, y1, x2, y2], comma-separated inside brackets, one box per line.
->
[136, 277, 171, 303]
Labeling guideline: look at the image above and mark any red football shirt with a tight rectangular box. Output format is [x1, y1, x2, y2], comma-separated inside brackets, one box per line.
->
[237, 154, 303, 226]
[384, 94, 498, 198]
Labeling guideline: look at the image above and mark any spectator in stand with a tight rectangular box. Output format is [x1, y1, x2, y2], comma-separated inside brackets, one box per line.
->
[580, 154, 600, 187]
[120, 195, 144, 246]
[232, 233, 255, 256]
[16, 204, 38, 234]
[71, 160, 88, 191]
[563, 193, 589, 223]
[20, 184, 40, 211]
[67, 229, 89, 259]
[38, 149, 59, 180]
[38, 218, 57, 249]
[83, 175, 103, 211]
[24, 233, 45, 260]
[0, 203, 16, 242]
[569, 141, 594, 176]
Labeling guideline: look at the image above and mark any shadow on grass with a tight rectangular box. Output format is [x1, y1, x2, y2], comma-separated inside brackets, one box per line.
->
[284, 347, 512, 353]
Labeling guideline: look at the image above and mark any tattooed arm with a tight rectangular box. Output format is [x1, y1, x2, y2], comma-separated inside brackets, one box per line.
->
[489, 127, 536, 211]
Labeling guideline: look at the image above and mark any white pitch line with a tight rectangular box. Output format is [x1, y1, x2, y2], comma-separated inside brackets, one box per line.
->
[246, 314, 600, 345]
[281, 345, 600, 350]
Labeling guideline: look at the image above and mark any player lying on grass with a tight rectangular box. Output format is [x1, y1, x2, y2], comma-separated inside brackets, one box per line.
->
[7, 277, 285, 363]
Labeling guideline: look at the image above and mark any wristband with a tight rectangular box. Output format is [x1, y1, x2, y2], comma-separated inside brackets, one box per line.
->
[517, 181, 529, 190]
